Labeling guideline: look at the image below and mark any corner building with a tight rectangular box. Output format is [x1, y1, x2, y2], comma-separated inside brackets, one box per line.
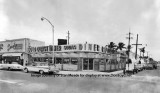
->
[29, 43, 127, 72]
[0, 38, 45, 66]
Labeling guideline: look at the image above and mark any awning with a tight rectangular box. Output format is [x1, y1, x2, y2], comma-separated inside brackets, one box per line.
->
[2, 53, 22, 57]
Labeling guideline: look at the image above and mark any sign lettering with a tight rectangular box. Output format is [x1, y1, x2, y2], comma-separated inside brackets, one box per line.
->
[88, 44, 92, 51]
[94, 44, 97, 51]
[28, 44, 107, 53]
[7, 43, 23, 51]
[79, 44, 83, 50]
[64, 45, 76, 50]
[54, 46, 61, 51]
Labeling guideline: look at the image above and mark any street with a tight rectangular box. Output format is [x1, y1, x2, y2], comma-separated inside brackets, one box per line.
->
[0, 68, 160, 93]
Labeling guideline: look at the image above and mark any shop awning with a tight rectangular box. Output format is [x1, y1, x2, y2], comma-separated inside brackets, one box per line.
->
[2, 53, 22, 57]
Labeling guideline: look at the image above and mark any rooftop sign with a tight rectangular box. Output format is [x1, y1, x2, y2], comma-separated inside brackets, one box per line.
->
[28, 44, 107, 53]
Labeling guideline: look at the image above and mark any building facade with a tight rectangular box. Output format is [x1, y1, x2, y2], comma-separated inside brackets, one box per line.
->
[29, 43, 127, 72]
[0, 38, 45, 66]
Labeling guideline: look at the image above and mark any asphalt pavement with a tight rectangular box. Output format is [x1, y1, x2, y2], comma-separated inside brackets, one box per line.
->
[0, 67, 160, 93]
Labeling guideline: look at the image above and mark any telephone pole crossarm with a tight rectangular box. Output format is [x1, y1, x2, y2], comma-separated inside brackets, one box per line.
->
[132, 34, 142, 59]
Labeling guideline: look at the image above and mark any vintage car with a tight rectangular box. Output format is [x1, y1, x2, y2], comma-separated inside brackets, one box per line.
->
[23, 63, 59, 74]
[145, 62, 157, 70]
[136, 63, 144, 71]
[0, 64, 4, 69]
[0, 62, 24, 70]
[125, 59, 138, 74]
[135, 60, 146, 71]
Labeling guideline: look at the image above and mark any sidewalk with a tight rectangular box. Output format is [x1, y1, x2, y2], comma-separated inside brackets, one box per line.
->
[59, 70, 123, 75]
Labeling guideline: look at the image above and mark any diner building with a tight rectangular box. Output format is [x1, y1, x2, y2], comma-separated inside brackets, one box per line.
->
[29, 43, 127, 72]
[0, 38, 45, 66]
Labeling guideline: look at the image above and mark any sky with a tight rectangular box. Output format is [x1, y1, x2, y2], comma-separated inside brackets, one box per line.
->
[0, 0, 160, 61]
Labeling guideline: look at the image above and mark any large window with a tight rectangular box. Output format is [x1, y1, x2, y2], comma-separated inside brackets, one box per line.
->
[63, 58, 78, 71]
[33, 57, 51, 62]
[56, 58, 62, 64]
[63, 58, 70, 64]
[100, 59, 105, 65]
[71, 58, 78, 65]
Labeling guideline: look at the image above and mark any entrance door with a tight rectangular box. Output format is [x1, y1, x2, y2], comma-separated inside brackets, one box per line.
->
[83, 59, 88, 70]
[89, 59, 93, 70]
[83, 58, 93, 70]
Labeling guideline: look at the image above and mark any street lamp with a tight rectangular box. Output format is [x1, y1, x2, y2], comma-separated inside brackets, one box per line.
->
[41, 17, 55, 65]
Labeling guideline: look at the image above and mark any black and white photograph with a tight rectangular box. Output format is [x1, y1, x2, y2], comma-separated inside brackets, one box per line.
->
[0, 0, 160, 93]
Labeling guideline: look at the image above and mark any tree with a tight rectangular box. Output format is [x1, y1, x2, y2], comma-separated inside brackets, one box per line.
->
[107, 42, 117, 53]
[140, 47, 145, 58]
[116, 42, 126, 51]
[125, 45, 131, 56]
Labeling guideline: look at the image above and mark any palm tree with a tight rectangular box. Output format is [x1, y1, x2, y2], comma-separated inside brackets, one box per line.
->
[116, 42, 126, 51]
[115, 42, 126, 70]
[107, 42, 118, 71]
[140, 47, 145, 59]
[107, 42, 117, 54]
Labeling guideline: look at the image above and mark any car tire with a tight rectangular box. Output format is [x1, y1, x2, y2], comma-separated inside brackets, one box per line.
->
[39, 70, 44, 75]
[8, 67, 11, 71]
[24, 68, 28, 73]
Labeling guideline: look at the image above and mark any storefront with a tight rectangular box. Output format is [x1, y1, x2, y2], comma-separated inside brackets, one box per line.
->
[0, 38, 45, 66]
[29, 43, 127, 72]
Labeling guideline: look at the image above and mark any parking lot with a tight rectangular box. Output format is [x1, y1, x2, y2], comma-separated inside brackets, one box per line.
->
[0, 66, 160, 93]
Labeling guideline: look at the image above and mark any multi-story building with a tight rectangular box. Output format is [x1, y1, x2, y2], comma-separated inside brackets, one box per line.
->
[0, 38, 45, 66]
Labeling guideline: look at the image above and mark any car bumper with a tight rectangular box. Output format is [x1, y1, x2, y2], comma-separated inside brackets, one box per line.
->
[11, 67, 24, 70]
[48, 70, 59, 74]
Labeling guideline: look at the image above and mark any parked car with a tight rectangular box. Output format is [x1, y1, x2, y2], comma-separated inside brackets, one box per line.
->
[125, 59, 138, 74]
[135, 60, 146, 71]
[23, 63, 59, 74]
[0, 62, 24, 71]
[0, 64, 4, 69]
[145, 62, 157, 70]
[135, 63, 146, 71]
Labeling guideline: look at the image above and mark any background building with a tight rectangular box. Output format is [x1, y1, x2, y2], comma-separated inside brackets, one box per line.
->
[0, 38, 45, 66]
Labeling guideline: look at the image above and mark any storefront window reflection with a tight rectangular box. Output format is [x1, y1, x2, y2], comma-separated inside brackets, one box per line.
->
[3, 56, 21, 64]
[71, 58, 78, 65]
[63, 58, 70, 64]
[56, 58, 62, 64]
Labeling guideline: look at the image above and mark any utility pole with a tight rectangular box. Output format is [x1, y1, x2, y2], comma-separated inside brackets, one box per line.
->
[126, 29, 133, 71]
[132, 34, 142, 60]
[41, 17, 55, 65]
[67, 31, 70, 45]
